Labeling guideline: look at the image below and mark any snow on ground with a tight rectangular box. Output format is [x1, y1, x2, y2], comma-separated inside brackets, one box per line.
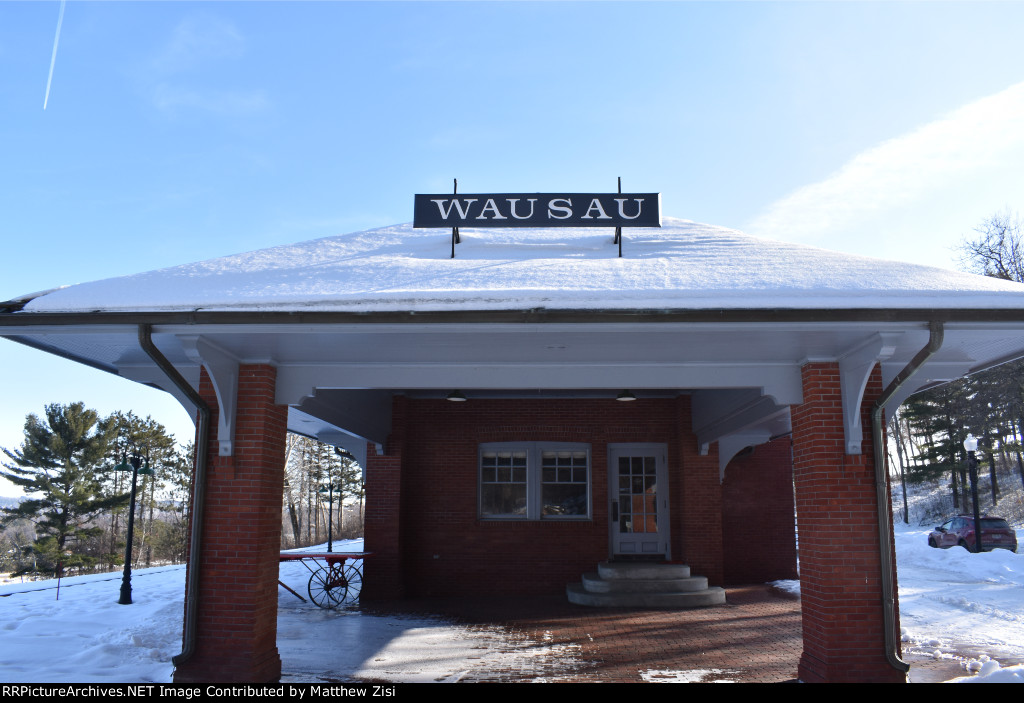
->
[772, 523, 1024, 682]
[1, 531, 1022, 683]
[894, 522, 1024, 679]
[0, 565, 188, 682]
[0, 539, 583, 684]
[277, 542, 584, 683]
[641, 669, 739, 683]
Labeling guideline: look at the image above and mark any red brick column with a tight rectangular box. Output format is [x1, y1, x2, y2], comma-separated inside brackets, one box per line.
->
[174, 364, 287, 683]
[792, 363, 904, 683]
[362, 396, 407, 600]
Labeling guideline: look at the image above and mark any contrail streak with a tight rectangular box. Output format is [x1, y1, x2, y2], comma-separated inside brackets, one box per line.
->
[43, 0, 66, 110]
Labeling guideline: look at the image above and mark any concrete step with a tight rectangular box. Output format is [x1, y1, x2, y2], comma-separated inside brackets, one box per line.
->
[567, 583, 726, 608]
[581, 571, 709, 593]
[597, 561, 690, 581]
[568, 560, 725, 609]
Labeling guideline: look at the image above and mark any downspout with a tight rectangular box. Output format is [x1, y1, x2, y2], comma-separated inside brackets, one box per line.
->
[136, 324, 210, 668]
[871, 319, 944, 675]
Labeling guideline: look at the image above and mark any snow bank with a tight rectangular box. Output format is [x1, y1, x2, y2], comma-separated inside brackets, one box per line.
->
[894, 522, 1024, 680]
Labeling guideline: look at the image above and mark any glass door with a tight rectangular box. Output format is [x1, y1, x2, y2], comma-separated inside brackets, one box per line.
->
[608, 444, 669, 558]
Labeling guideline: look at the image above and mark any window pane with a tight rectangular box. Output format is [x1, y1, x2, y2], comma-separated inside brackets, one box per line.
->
[542, 450, 587, 518]
[481, 484, 527, 516]
[483, 444, 588, 519]
[542, 484, 587, 516]
[480, 448, 528, 517]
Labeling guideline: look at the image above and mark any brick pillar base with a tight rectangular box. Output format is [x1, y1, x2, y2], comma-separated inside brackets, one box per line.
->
[792, 363, 905, 683]
[173, 365, 287, 683]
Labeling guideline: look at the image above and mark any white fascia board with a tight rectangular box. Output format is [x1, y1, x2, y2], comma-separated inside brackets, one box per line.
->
[275, 362, 804, 401]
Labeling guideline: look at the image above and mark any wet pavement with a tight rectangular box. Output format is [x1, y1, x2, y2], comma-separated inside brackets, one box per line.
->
[360, 585, 803, 683]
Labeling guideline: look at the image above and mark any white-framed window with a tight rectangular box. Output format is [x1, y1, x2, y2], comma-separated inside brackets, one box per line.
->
[479, 442, 591, 520]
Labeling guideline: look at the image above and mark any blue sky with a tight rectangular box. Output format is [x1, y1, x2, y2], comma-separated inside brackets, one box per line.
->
[4, 1, 1024, 491]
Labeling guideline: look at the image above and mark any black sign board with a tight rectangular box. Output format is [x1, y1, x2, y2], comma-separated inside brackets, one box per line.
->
[414, 193, 661, 228]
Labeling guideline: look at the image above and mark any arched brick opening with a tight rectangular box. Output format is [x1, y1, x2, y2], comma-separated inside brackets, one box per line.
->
[721, 437, 798, 585]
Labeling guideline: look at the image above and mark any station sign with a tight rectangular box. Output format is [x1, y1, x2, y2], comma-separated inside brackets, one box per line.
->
[414, 193, 661, 228]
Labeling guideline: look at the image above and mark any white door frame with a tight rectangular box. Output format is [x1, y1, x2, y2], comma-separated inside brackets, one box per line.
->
[607, 443, 670, 559]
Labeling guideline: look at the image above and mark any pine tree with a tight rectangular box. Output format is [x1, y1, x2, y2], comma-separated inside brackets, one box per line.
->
[151, 440, 193, 564]
[959, 217, 1024, 497]
[282, 435, 365, 547]
[105, 411, 187, 567]
[336, 449, 365, 529]
[0, 403, 127, 577]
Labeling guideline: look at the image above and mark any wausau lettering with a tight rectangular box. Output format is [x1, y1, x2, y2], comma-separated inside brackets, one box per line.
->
[413, 193, 661, 228]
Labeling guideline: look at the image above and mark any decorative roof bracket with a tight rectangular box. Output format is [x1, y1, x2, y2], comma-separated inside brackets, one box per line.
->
[179, 335, 239, 457]
[839, 333, 900, 454]
[717, 431, 773, 481]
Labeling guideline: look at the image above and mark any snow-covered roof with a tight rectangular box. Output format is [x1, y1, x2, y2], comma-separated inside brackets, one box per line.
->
[18, 218, 1024, 314]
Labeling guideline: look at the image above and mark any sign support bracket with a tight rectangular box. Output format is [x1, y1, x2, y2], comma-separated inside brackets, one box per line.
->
[451, 178, 461, 259]
[613, 176, 623, 257]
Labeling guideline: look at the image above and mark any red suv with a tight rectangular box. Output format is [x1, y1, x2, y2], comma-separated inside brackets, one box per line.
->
[928, 515, 1018, 553]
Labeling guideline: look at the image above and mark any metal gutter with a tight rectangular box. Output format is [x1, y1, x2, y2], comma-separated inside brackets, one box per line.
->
[871, 320, 944, 676]
[136, 324, 210, 670]
[3, 306, 1024, 327]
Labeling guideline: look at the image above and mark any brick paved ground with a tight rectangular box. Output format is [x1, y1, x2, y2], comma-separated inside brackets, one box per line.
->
[361, 585, 803, 683]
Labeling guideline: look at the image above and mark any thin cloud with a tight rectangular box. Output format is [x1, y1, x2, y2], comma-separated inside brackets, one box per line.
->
[151, 14, 245, 75]
[747, 81, 1024, 244]
[151, 84, 269, 116]
[140, 14, 268, 117]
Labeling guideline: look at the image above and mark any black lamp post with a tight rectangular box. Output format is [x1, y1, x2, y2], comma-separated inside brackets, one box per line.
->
[114, 446, 154, 604]
[319, 482, 336, 553]
[963, 433, 983, 553]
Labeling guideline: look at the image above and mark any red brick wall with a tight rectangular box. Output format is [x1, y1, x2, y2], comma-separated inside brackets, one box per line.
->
[674, 400, 724, 584]
[174, 365, 287, 683]
[364, 395, 726, 597]
[722, 437, 798, 584]
[792, 363, 904, 683]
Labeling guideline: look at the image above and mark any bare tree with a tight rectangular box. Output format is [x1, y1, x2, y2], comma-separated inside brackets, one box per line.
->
[888, 414, 910, 524]
[959, 210, 1024, 282]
